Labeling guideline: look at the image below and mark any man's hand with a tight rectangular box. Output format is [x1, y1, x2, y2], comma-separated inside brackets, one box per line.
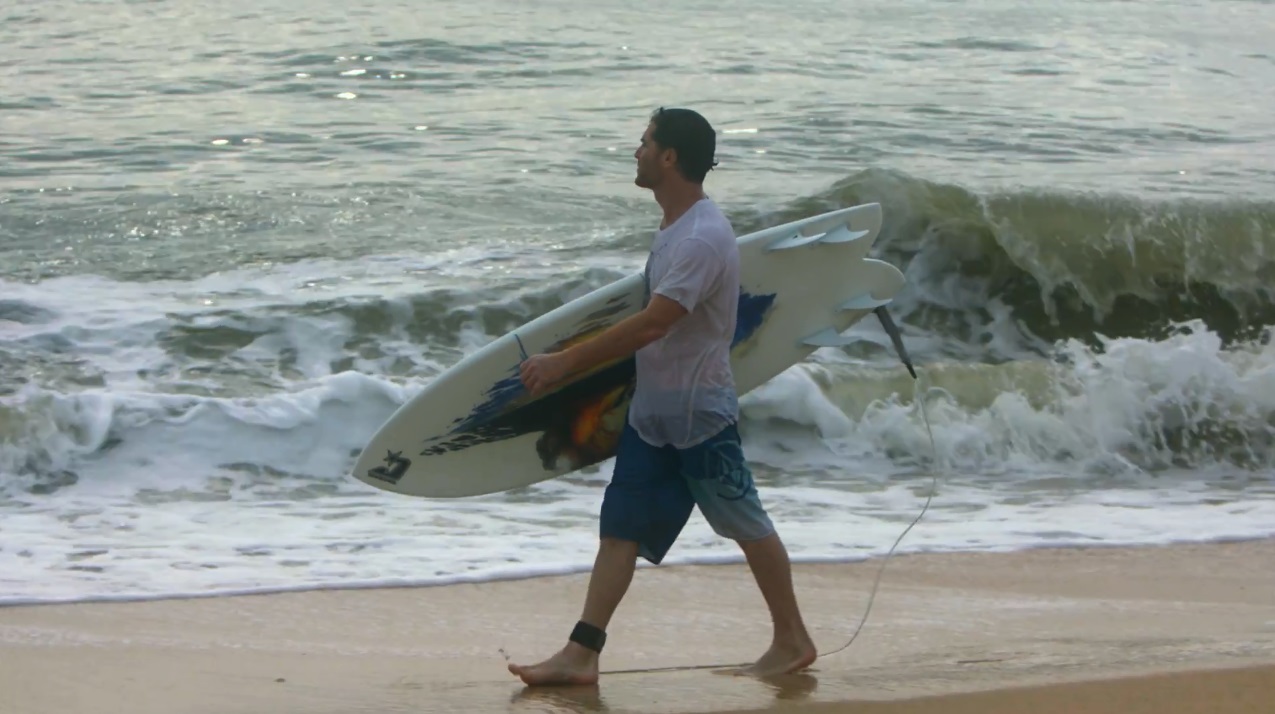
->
[519, 352, 570, 396]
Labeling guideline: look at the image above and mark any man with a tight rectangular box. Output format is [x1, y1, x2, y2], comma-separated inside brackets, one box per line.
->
[510, 107, 816, 686]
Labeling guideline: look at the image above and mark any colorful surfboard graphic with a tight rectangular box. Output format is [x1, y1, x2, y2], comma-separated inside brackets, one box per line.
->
[410, 290, 777, 477]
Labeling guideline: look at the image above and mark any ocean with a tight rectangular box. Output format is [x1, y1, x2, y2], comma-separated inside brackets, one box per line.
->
[3, 0, 1275, 605]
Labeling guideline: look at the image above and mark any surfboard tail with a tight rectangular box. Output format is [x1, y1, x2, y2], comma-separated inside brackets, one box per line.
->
[797, 254, 906, 349]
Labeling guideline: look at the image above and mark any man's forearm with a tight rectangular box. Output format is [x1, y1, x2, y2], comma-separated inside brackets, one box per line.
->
[560, 310, 667, 376]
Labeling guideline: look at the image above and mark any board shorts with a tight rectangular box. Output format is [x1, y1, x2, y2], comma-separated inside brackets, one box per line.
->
[599, 420, 776, 564]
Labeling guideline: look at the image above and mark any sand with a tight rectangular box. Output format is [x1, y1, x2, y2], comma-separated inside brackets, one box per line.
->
[2, 539, 1274, 714]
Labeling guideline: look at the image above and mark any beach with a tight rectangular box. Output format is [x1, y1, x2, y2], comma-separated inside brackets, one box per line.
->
[4, 538, 1273, 714]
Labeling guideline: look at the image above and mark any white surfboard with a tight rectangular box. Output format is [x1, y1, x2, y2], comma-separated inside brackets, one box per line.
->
[352, 203, 905, 498]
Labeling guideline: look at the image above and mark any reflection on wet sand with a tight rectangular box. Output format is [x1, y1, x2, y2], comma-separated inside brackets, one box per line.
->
[508, 671, 820, 713]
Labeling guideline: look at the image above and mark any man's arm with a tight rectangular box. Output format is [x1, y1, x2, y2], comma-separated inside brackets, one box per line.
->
[560, 294, 686, 374]
[519, 294, 686, 395]
[519, 236, 719, 396]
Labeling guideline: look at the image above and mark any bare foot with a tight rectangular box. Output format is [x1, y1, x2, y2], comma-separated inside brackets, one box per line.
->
[507, 643, 599, 686]
[739, 639, 817, 678]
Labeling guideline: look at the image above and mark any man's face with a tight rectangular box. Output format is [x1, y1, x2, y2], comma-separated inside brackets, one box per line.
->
[633, 123, 671, 189]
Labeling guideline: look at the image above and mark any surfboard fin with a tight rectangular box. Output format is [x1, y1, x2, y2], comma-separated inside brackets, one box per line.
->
[817, 227, 872, 245]
[800, 327, 859, 348]
[839, 293, 894, 311]
[803, 307, 916, 380]
[766, 230, 828, 251]
[800, 291, 894, 348]
[765, 225, 870, 251]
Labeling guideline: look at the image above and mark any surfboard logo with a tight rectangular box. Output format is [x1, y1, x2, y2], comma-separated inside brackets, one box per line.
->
[366, 450, 412, 484]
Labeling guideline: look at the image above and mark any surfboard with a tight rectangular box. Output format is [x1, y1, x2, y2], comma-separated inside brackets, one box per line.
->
[352, 202, 906, 498]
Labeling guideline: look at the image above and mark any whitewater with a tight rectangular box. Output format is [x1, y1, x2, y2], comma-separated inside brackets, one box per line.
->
[6, 247, 1275, 605]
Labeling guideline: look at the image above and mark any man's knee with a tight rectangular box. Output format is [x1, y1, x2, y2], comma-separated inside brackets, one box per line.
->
[599, 493, 692, 566]
[734, 528, 780, 549]
[700, 494, 776, 542]
[592, 537, 641, 567]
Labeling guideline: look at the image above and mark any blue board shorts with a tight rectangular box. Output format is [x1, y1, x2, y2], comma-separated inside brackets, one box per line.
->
[600, 421, 776, 564]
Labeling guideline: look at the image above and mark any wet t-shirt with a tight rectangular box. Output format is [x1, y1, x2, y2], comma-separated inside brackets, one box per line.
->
[628, 197, 740, 449]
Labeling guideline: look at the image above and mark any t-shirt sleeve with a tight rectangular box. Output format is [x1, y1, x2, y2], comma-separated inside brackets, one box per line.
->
[652, 237, 720, 313]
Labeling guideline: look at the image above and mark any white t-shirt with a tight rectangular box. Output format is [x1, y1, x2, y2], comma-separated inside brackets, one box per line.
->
[628, 197, 740, 449]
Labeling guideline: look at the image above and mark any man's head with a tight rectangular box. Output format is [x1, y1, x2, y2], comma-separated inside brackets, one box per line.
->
[634, 107, 718, 189]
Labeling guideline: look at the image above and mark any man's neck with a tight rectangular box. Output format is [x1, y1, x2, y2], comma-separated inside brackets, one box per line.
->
[654, 184, 707, 230]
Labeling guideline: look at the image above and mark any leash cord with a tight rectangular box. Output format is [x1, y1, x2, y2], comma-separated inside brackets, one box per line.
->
[816, 306, 938, 659]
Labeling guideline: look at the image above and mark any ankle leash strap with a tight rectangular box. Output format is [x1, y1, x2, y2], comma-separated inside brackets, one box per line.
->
[569, 620, 607, 653]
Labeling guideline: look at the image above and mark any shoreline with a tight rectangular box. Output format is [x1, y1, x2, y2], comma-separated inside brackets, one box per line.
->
[5, 533, 1274, 609]
[2, 538, 1274, 713]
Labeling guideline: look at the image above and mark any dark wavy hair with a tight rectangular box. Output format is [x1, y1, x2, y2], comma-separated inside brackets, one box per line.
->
[648, 107, 718, 183]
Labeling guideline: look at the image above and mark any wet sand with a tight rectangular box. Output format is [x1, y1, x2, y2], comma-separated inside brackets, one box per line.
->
[2, 539, 1274, 714]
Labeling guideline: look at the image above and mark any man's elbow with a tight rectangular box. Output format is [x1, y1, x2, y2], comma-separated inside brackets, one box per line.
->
[637, 295, 686, 345]
[639, 322, 671, 346]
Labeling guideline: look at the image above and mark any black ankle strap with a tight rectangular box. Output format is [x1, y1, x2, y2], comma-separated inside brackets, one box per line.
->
[569, 620, 607, 653]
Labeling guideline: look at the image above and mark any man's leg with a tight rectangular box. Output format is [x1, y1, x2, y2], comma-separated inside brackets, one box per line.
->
[508, 424, 694, 686]
[736, 531, 816, 676]
[506, 537, 639, 686]
[680, 423, 816, 676]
